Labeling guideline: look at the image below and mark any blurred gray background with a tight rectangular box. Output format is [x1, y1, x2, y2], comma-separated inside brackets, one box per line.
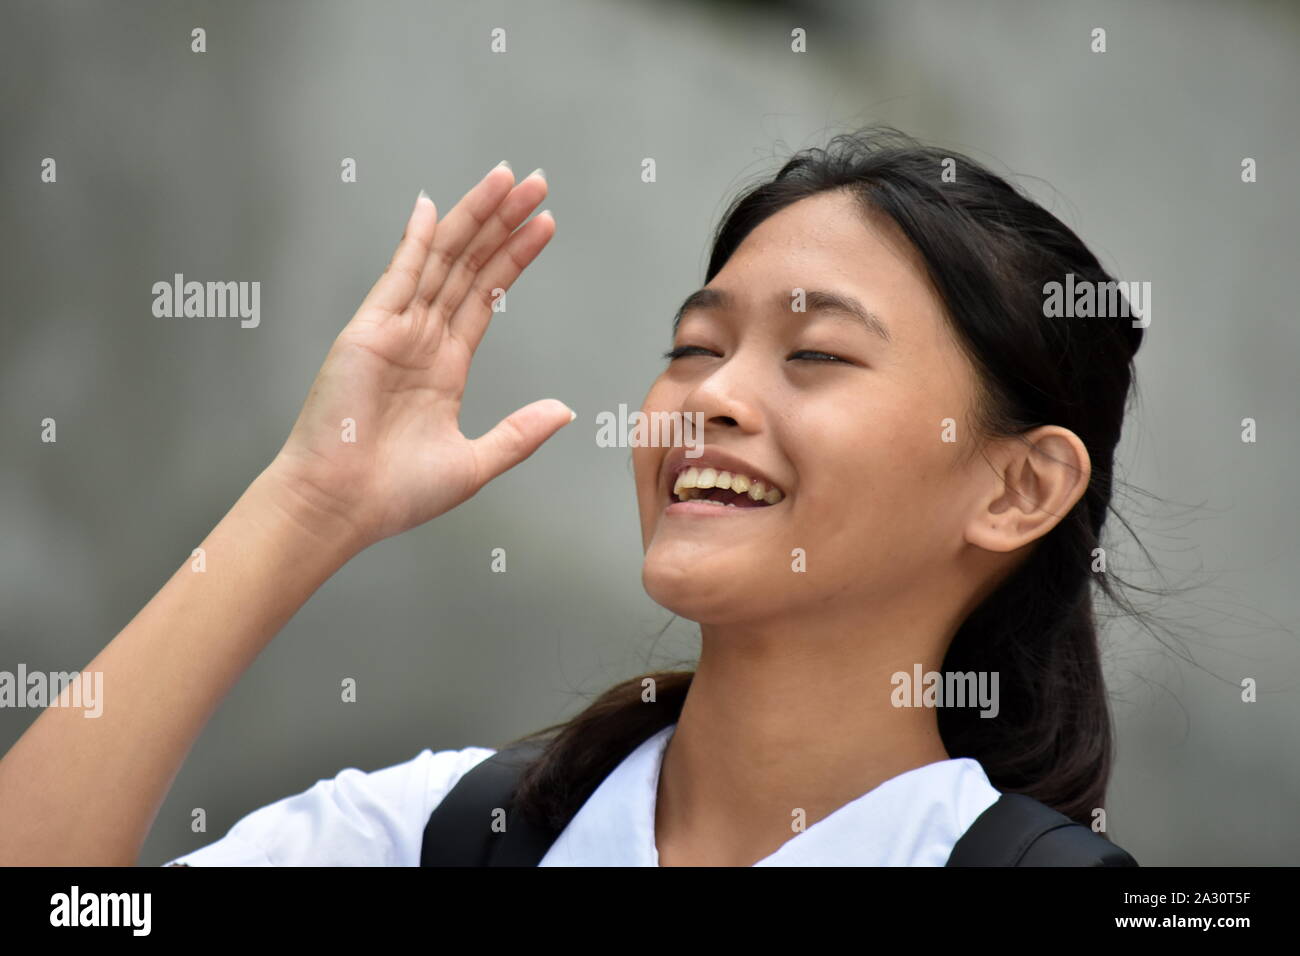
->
[2, 0, 1297, 866]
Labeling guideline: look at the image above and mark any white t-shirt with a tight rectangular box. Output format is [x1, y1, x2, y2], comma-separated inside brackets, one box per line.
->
[163, 723, 1001, 866]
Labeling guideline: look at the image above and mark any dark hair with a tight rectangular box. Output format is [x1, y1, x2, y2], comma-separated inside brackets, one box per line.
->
[509, 125, 1145, 832]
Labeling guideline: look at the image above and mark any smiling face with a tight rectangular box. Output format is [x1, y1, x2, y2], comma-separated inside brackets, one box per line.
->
[633, 189, 993, 627]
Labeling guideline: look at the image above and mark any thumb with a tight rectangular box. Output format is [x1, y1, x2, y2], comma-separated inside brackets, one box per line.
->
[470, 398, 576, 485]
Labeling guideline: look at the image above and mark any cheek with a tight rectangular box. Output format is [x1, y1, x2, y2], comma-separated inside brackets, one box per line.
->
[795, 386, 966, 545]
[631, 444, 658, 543]
[631, 386, 675, 544]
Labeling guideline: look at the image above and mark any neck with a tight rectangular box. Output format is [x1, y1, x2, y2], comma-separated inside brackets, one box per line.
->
[653, 604, 959, 867]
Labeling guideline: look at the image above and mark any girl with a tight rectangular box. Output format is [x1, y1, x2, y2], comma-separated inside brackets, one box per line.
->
[0, 127, 1143, 866]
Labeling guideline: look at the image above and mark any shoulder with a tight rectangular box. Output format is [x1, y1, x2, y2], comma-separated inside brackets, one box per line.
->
[162, 745, 497, 867]
[950, 791, 1140, 867]
[1019, 817, 1140, 867]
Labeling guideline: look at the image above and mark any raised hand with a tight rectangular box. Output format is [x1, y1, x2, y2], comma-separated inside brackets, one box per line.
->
[270, 163, 572, 549]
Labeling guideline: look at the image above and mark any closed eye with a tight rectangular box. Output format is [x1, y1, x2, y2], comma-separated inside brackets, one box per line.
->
[661, 344, 714, 360]
[789, 350, 848, 363]
[662, 345, 850, 363]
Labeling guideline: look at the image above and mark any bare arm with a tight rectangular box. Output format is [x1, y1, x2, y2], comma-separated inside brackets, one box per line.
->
[0, 163, 572, 865]
[0, 468, 359, 865]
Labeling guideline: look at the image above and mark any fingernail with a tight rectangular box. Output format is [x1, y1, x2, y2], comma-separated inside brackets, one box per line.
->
[495, 160, 512, 172]
[538, 208, 552, 219]
[565, 405, 576, 423]
[527, 167, 546, 181]
[417, 188, 430, 203]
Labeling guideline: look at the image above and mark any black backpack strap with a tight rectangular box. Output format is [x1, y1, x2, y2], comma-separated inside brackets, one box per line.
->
[420, 738, 561, 867]
[946, 793, 1139, 867]
[423, 742, 1140, 867]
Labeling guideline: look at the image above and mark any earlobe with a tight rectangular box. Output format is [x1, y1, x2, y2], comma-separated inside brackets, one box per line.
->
[964, 427, 1091, 553]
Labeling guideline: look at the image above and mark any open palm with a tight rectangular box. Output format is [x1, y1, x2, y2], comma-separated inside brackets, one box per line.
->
[273, 164, 572, 548]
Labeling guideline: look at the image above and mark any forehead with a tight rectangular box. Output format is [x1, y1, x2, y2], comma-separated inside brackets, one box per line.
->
[724, 190, 920, 278]
[707, 190, 951, 346]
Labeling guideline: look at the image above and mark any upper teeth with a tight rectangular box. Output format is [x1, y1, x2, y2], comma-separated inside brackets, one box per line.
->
[672, 467, 784, 505]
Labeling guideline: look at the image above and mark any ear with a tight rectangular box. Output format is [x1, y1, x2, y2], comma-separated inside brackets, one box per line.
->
[964, 426, 1091, 553]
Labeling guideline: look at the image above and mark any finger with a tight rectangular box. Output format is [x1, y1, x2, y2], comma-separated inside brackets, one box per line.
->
[470, 398, 575, 487]
[411, 163, 517, 307]
[359, 192, 438, 314]
[446, 208, 555, 357]
[421, 170, 548, 319]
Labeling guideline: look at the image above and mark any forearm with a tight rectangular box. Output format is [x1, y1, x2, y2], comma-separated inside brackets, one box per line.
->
[0, 464, 362, 865]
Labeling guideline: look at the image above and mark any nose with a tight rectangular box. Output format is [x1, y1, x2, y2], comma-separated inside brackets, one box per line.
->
[681, 354, 764, 435]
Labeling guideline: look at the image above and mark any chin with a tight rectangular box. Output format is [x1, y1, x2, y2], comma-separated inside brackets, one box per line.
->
[640, 553, 757, 625]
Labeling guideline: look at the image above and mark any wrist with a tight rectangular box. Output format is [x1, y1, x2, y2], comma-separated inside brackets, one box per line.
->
[250, 457, 372, 562]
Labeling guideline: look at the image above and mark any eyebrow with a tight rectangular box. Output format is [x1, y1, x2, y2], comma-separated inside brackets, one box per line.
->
[671, 286, 892, 344]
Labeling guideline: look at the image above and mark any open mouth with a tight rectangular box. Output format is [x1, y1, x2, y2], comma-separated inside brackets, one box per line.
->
[670, 466, 784, 508]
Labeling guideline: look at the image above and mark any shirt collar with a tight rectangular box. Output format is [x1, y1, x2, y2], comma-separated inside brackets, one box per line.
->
[538, 723, 1001, 866]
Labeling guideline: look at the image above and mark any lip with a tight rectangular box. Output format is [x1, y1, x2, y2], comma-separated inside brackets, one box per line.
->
[663, 498, 778, 517]
[659, 446, 788, 512]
